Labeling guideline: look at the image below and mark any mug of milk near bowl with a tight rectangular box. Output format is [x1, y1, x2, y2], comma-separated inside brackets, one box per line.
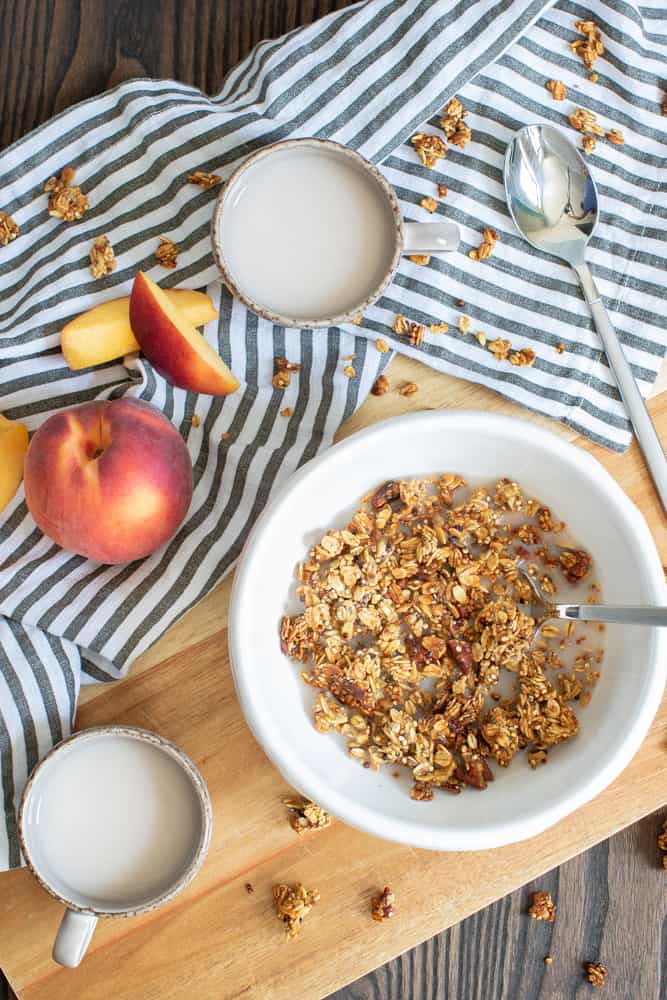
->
[212, 137, 459, 328]
[19, 726, 212, 967]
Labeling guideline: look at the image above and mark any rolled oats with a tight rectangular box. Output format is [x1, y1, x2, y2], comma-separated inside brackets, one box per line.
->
[280, 475, 602, 803]
[371, 374, 390, 396]
[429, 322, 449, 334]
[458, 315, 471, 335]
[187, 170, 222, 188]
[0, 210, 19, 247]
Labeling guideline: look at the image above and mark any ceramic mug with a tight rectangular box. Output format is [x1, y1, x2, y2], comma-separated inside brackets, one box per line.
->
[211, 137, 460, 328]
[19, 726, 212, 968]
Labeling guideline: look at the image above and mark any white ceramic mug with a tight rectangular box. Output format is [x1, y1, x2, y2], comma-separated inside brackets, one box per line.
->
[211, 137, 459, 328]
[19, 726, 212, 968]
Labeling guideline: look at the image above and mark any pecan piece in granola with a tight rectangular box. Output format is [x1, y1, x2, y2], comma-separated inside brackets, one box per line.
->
[447, 638, 473, 674]
[371, 886, 396, 921]
[371, 481, 400, 509]
[528, 890, 556, 922]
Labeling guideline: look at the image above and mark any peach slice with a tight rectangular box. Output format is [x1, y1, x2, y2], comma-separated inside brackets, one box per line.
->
[61, 290, 219, 370]
[0, 413, 29, 513]
[129, 272, 240, 395]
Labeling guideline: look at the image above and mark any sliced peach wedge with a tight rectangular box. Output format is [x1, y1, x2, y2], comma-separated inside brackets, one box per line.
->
[0, 413, 29, 514]
[61, 289, 219, 370]
[129, 272, 240, 395]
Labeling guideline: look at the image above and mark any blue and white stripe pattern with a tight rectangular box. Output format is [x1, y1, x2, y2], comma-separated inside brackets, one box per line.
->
[1, 0, 666, 868]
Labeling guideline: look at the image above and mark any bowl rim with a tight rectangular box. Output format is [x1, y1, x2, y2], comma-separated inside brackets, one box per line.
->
[228, 410, 667, 851]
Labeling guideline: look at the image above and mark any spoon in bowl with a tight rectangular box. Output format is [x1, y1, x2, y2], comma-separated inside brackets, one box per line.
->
[518, 561, 667, 628]
[504, 123, 667, 514]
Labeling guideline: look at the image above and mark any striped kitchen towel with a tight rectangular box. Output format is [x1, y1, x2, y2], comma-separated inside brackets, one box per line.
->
[1, 0, 666, 869]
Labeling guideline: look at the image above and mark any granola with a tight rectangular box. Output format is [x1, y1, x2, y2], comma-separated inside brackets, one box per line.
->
[488, 337, 511, 361]
[469, 228, 498, 262]
[280, 406, 293, 418]
[155, 235, 179, 269]
[440, 96, 471, 148]
[89, 236, 116, 279]
[420, 197, 438, 214]
[606, 128, 624, 145]
[409, 254, 431, 266]
[187, 170, 222, 188]
[44, 167, 88, 222]
[657, 818, 667, 863]
[283, 795, 332, 834]
[582, 135, 597, 156]
[393, 313, 424, 347]
[571, 19, 605, 72]
[528, 890, 556, 922]
[545, 79, 567, 101]
[569, 108, 604, 136]
[411, 133, 447, 168]
[398, 381, 418, 396]
[0, 210, 19, 247]
[280, 476, 602, 802]
[429, 322, 449, 334]
[438, 184, 448, 198]
[371, 886, 396, 921]
[273, 882, 320, 939]
[585, 962, 607, 987]
[371, 375, 390, 396]
[375, 339, 390, 353]
[509, 348, 536, 368]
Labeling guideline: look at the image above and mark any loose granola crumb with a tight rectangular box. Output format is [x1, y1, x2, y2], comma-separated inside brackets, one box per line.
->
[280, 407, 293, 418]
[606, 128, 624, 145]
[375, 339, 390, 353]
[411, 133, 447, 168]
[283, 795, 332, 834]
[272, 371, 290, 389]
[440, 96, 471, 148]
[275, 357, 301, 372]
[187, 170, 222, 188]
[488, 337, 511, 362]
[571, 19, 605, 72]
[245, 882, 254, 894]
[556, 341, 566, 354]
[528, 891, 556, 922]
[409, 254, 431, 265]
[438, 183, 448, 197]
[546, 79, 567, 100]
[662, 93, 667, 117]
[470, 228, 498, 262]
[509, 348, 536, 368]
[455, 298, 466, 307]
[544, 956, 553, 966]
[221, 431, 231, 441]
[657, 819, 667, 854]
[0, 210, 19, 247]
[429, 322, 449, 334]
[589, 72, 599, 82]
[273, 882, 320, 939]
[420, 196, 438, 214]
[343, 365, 356, 378]
[399, 381, 418, 396]
[475, 331, 487, 347]
[89, 235, 116, 279]
[191, 414, 201, 428]
[371, 374, 390, 396]
[582, 135, 597, 156]
[155, 235, 179, 269]
[341, 354, 356, 361]
[44, 167, 88, 222]
[393, 313, 424, 346]
[458, 315, 471, 334]
[351, 313, 363, 325]
[585, 962, 607, 988]
[371, 886, 396, 922]
[569, 108, 604, 136]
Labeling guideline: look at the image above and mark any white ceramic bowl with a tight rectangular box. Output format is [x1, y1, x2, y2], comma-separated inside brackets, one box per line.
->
[229, 411, 667, 850]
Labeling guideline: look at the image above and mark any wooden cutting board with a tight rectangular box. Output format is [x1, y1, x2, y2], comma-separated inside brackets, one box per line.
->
[1, 355, 666, 1000]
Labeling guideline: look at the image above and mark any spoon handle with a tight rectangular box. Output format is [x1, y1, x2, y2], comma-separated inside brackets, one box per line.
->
[575, 262, 667, 515]
[553, 604, 667, 626]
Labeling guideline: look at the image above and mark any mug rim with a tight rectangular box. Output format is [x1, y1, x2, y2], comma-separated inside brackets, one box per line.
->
[210, 136, 404, 329]
[18, 725, 213, 919]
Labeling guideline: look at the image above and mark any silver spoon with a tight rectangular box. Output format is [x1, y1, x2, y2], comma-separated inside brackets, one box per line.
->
[518, 562, 667, 627]
[504, 123, 667, 514]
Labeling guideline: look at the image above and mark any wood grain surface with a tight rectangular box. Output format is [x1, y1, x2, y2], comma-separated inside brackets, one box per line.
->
[1, 2, 666, 999]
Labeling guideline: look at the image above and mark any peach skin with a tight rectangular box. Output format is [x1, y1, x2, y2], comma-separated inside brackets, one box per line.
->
[0, 414, 29, 514]
[129, 272, 240, 395]
[24, 398, 193, 564]
[61, 289, 219, 370]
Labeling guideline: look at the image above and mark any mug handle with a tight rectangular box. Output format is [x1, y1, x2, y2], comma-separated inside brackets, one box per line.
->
[53, 909, 98, 967]
[403, 221, 460, 254]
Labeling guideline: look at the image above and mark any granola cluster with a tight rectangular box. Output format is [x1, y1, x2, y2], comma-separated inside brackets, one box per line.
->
[371, 886, 396, 922]
[0, 210, 19, 247]
[439, 97, 471, 149]
[570, 19, 605, 71]
[280, 476, 601, 801]
[89, 235, 116, 279]
[658, 818, 667, 868]
[545, 79, 567, 101]
[283, 796, 332, 834]
[528, 890, 556, 922]
[585, 961, 607, 988]
[44, 167, 88, 222]
[469, 228, 498, 262]
[155, 235, 179, 269]
[187, 170, 222, 189]
[272, 356, 301, 390]
[272, 882, 320, 939]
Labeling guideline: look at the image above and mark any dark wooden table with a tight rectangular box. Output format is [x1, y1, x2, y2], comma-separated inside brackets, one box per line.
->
[1, 3, 665, 998]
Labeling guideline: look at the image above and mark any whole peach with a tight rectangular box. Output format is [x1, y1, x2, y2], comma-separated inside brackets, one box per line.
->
[24, 398, 192, 564]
